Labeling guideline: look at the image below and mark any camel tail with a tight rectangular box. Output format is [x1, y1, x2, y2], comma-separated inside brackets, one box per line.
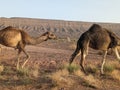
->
[69, 45, 81, 65]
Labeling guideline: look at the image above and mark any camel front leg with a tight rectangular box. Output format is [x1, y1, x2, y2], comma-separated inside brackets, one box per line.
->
[101, 50, 107, 74]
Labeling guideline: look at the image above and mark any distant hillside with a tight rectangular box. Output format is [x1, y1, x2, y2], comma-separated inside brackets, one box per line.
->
[0, 17, 120, 39]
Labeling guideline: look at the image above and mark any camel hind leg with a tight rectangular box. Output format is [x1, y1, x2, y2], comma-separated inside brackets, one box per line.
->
[69, 46, 81, 65]
[80, 47, 88, 74]
[17, 41, 30, 69]
[21, 48, 30, 68]
[79, 40, 89, 74]
[17, 49, 22, 69]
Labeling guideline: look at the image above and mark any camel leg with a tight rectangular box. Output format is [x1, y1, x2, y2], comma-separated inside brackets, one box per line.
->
[101, 50, 107, 74]
[17, 42, 29, 69]
[69, 46, 80, 65]
[21, 49, 30, 68]
[114, 48, 120, 62]
[79, 41, 89, 74]
[80, 48, 87, 74]
[17, 49, 22, 69]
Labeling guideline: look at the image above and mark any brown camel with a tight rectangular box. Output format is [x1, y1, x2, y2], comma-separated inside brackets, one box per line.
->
[69, 24, 120, 74]
[0, 26, 57, 69]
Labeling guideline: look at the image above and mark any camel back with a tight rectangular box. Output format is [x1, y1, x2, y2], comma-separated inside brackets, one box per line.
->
[88, 24, 120, 48]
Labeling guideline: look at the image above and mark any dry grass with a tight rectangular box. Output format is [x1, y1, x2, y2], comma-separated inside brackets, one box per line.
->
[0, 60, 119, 90]
[104, 64, 115, 74]
[111, 70, 120, 81]
[74, 69, 101, 89]
[86, 64, 99, 74]
[49, 69, 75, 88]
[49, 63, 102, 89]
[104, 61, 120, 81]
[29, 64, 40, 78]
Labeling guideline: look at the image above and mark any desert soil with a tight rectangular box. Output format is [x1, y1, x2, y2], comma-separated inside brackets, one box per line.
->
[0, 40, 120, 90]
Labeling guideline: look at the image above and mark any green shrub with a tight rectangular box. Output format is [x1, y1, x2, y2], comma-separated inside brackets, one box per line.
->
[17, 68, 30, 77]
[104, 64, 115, 73]
[67, 64, 79, 73]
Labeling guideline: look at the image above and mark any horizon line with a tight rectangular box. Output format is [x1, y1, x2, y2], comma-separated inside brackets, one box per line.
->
[0, 16, 120, 24]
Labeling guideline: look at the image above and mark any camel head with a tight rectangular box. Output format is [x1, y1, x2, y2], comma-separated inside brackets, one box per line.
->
[42, 31, 57, 40]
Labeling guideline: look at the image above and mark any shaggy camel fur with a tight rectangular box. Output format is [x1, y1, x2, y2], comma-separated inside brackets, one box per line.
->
[69, 24, 120, 74]
[0, 26, 56, 69]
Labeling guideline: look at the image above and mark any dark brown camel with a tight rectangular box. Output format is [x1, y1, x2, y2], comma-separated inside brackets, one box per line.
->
[0, 26, 57, 69]
[69, 24, 120, 74]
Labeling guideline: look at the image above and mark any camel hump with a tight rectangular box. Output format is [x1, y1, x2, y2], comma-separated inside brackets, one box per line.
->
[89, 24, 102, 32]
[4, 26, 14, 30]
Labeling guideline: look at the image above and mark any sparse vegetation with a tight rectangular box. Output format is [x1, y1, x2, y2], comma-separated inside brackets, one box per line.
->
[0, 57, 120, 90]
[1, 66, 14, 75]
[17, 68, 30, 77]
[104, 64, 115, 73]
[86, 64, 99, 74]
[66, 64, 79, 74]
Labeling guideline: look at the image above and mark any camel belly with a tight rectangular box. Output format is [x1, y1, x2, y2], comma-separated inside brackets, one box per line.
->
[89, 38, 111, 50]
[0, 33, 22, 47]
[89, 42, 109, 50]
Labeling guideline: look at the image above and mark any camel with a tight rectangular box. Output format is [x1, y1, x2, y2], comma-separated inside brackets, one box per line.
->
[69, 24, 120, 74]
[0, 26, 57, 69]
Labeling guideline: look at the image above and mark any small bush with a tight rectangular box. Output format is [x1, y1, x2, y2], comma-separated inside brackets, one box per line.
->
[67, 64, 79, 73]
[49, 69, 74, 87]
[104, 64, 115, 73]
[17, 68, 30, 77]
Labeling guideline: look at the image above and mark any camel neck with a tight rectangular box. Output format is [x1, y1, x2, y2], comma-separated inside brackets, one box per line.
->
[36, 35, 49, 44]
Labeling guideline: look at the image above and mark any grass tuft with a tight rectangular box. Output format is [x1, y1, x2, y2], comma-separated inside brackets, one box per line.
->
[17, 68, 30, 77]
[67, 64, 79, 74]
[104, 64, 115, 73]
